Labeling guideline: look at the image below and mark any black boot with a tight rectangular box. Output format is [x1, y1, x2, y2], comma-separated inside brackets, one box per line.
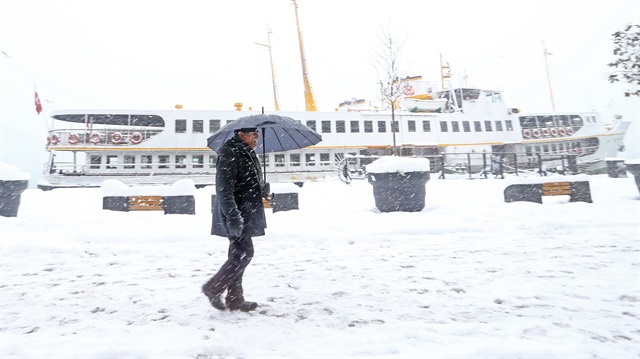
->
[202, 285, 226, 311]
[228, 301, 258, 312]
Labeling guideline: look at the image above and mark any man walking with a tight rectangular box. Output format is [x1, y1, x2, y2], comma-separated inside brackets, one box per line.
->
[203, 127, 269, 312]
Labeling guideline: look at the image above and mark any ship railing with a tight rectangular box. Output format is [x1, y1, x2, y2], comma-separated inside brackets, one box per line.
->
[46, 128, 163, 146]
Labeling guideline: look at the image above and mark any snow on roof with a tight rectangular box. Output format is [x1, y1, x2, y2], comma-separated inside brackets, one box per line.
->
[101, 179, 196, 196]
[0, 163, 31, 181]
[365, 156, 430, 173]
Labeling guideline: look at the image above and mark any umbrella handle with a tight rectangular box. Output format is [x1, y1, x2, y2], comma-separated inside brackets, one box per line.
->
[262, 127, 266, 183]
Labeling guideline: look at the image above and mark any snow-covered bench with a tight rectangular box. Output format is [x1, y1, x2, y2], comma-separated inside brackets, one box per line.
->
[210, 182, 300, 213]
[503, 174, 592, 204]
[102, 179, 196, 214]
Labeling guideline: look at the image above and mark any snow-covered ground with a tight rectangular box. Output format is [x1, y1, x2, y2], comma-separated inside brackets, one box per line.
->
[1, 175, 639, 358]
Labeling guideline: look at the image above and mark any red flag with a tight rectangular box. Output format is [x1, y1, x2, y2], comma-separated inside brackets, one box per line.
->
[35, 90, 43, 114]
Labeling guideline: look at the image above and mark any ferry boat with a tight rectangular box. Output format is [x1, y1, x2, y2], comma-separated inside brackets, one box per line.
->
[36, 1, 630, 190]
[38, 88, 630, 190]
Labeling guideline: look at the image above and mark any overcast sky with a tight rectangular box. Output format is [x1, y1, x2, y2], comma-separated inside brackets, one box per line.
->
[1, 0, 639, 182]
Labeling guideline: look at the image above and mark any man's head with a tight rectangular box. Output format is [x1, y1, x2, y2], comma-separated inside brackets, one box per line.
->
[236, 127, 259, 149]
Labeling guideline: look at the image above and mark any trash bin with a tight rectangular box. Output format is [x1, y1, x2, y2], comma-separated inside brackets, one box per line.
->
[625, 160, 640, 193]
[605, 158, 627, 178]
[366, 157, 430, 212]
[0, 163, 30, 217]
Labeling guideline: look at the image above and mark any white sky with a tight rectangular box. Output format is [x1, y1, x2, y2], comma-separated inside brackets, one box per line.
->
[1, 0, 639, 181]
[1, 176, 639, 357]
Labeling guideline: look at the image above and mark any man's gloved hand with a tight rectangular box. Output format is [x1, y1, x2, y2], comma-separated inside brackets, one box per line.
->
[227, 211, 244, 237]
[261, 182, 271, 199]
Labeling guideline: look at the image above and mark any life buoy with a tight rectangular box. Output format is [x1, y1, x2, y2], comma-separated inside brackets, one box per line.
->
[541, 128, 550, 137]
[111, 132, 123, 144]
[68, 133, 80, 145]
[522, 129, 532, 138]
[531, 129, 541, 138]
[558, 128, 566, 136]
[565, 127, 574, 136]
[130, 132, 143, 144]
[549, 128, 559, 136]
[403, 85, 415, 96]
[50, 134, 59, 145]
[89, 133, 101, 144]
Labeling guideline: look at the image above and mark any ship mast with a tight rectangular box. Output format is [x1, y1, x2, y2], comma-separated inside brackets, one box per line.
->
[292, 0, 317, 111]
[254, 27, 280, 111]
[542, 40, 556, 111]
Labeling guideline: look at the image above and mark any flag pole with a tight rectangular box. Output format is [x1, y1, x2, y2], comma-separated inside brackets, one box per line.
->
[34, 85, 51, 132]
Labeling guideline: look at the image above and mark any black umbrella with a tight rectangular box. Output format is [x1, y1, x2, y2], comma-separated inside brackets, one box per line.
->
[206, 113, 322, 182]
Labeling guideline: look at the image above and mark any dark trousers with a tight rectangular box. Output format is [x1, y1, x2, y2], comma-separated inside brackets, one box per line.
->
[204, 236, 254, 307]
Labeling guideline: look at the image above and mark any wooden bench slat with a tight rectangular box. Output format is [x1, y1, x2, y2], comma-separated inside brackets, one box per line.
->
[129, 195, 164, 211]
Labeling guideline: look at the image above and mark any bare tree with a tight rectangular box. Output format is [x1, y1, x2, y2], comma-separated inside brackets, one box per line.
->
[608, 24, 640, 97]
[372, 23, 407, 156]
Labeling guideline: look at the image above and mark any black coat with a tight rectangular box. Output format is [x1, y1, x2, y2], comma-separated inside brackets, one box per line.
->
[211, 136, 267, 238]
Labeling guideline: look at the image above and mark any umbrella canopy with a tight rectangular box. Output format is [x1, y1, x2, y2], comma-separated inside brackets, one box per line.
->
[206, 113, 322, 182]
[206, 114, 321, 154]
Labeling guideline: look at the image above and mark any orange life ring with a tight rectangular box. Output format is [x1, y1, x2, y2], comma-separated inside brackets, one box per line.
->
[403, 85, 415, 96]
[130, 132, 143, 144]
[541, 128, 550, 137]
[522, 129, 532, 138]
[68, 133, 80, 145]
[50, 134, 59, 145]
[531, 129, 541, 138]
[565, 127, 574, 136]
[111, 132, 123, 144]
[549, 128, 559, 136]
[89, 133, 101, 144]
[558, 128, 566, 136]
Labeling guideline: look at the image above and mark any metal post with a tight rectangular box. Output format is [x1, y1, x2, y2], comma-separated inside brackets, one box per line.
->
[482, 153, 488, 179]
[467, 153, 472, 179]
[538, 154, 543, 176]
[513, 152, 519, 176]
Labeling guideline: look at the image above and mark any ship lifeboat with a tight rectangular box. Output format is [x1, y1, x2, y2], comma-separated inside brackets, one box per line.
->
[49, 134, 59, 145]
[541, 128, 550, 137]
[522, 129, 532, 138]
[566, 127, 574, 136]
[558, 128, 566, 136]
[531, 129, 541, 138]
[549, 128, 559, 136]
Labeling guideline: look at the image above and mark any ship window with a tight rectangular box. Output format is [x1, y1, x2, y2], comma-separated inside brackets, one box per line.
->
[378, 121, 386, 133]
[260, 154, 269, 167]
[289, 153, 300, 166]
[525, 146, 532, 156]
[495, 121, 503, 131]
[551, 144, 557, 153]
[543, 144, 550, 153]
[193, 120, 203, 133]
[485, 92, 493, 103]
[274, 154, 285, 167]
[538, 115, 553, 127]
[474, 121, 482, 132]
[440, 121, 448, 132]
[451, 121, 460, 132]
[462, 121, 470, 132]
[535, 145, 541, 154]
[90, 155, 101, 169]
[519, 116, 536, 129]
[364, 121, 373, 133]
[408, 120, 416, 132]
[158, 155, 169, 169]
[209, 155, 217, 169]
[336, 121, 345, 133]
[176, 119, 187, 133]
[494, 93, 502, 103]
[209, 119, 221, 133]
[192, 155, 203, 168]
[305, 153, 316, 166]
[306, 120, 316, 131]
[320, 153, 330, 166]
[350, 121, 360, 133]
[106, 155, 118, 169]
[570, 115, 583, 128]
[141, 155, 152, 169]
[124, 155, 135, 169]
[321, 121, 331, 133]
[423, 120, 431, 132]
[175, 155, 186, 169]
[484, 120, 493, 132]
[505, 120, 513, 131]
[554, 115, 570, 127]
[390, 121, 398, 133]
